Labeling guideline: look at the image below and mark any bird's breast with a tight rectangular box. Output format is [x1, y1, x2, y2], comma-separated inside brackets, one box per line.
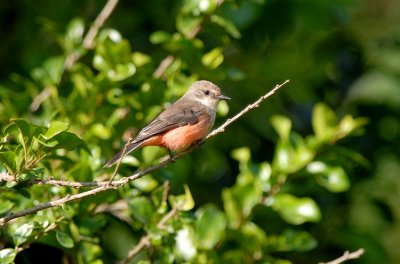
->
[160, 112, 215, 151]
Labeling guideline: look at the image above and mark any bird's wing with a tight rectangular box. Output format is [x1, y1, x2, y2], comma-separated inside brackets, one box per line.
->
[104, 100, 203, 168]
[133, 100, 203, 144]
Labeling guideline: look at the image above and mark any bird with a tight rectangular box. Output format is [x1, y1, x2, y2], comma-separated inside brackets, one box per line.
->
[104, 80, 230, 168]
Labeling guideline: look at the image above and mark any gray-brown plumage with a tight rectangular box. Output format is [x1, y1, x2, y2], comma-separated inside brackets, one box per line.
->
[104, 80, 230, 168]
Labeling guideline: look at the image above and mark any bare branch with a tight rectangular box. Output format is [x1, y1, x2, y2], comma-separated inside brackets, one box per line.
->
[152, 0, 225, 78]
[319, 248, 365, 264]
[123, 190, 179, 263]
[152, 55, 175, 79]
[83, 0, 119, 49]
[206, 80, 289, 139]
[64, 0, 119, 70]
[0, 80, 288, 226]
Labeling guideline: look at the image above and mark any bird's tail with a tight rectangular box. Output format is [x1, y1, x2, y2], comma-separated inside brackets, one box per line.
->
[103, 142, 140, 168]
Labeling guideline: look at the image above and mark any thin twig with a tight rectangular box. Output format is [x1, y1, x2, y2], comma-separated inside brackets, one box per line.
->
[109, 138, 132, 184]
[122, 181, 177, 264]
[0, 80, 288, 226]
[319, 248, 365, 264]
[64, 0, 119, 70]
[152, 0, 225, 78]
[152, 55, 175, 79]
[206, 80, 289, 139]
[83, 0, 119, 49]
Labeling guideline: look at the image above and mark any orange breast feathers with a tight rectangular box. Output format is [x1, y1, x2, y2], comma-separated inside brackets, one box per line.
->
[140, 114, 213, 151]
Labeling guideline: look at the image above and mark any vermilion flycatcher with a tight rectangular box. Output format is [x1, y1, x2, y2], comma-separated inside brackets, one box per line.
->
[104, 80, 230, 168]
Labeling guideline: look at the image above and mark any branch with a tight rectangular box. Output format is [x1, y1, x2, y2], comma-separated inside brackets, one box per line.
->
[0, 80, 288, 226]
[64, 0, 119, 70]
[122, 182, 178, 264]
[206, 80, 289, 139]
[121, 207, 178, 264]
[153, 0, 225, 79]
[319, 248, 365, 264]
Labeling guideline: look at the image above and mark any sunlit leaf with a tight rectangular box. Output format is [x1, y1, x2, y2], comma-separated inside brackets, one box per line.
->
[13, 222, 35, 246]
[44, 121, 69, 139]
[222, 188, 241, 228]
[56, 231, 74, 248]
[176, 15, 202, 38]
[271, 115, 292, 141]
[175, 225, 197, 260]
[131, 175, 159, 192]
[268, 229, 317, 252]
[0, 248, 17, 264]
[312, 103, 337, 142]
[238, 221, 267, 252]
[272, 194, 321, 225]
[307, 161, 350, 192]
[0, 151, 17, 174]
[42, 132, 90, 152]
[202, 48, 224, 69]
[0, 200, 13, 214]
[132, 52, 152, 67]
[195, 204, 226, 249]
[128, 197, 154, 224]
[210, 15, 241, 38]
[169, 185, 195, 211]
[93, 29, 136, 81]
[231, 147, 251, 164]
[150, 31, 171, 44]
[64, 18, 85, 51]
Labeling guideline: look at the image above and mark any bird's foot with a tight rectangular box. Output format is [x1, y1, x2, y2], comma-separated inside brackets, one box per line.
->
[168, 149, 176, 162]
[196, 139, 206, 147]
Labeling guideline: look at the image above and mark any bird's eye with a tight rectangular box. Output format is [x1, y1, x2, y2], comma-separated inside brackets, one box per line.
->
[204, 90, 210, 95]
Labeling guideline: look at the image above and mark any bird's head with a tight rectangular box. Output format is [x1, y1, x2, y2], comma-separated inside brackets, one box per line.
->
[184, 80, 230, 110]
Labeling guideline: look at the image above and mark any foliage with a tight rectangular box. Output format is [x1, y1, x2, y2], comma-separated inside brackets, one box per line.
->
[0, 0, 398, 263]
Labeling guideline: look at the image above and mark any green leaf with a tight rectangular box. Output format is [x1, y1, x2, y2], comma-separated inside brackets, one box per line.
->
[150, 31, 171, 44]
[132, 175, 159, 192]
[169, 185, 195, 211]
[307, 161, 350, 192]
[42, 132, 89, 152]
[271, 115, 292, 141]
[0, 248, 17, 264]
[64, 18, 85, 52]
[272, 133, 314, 174]
[202, 48, 224, 69]
[312, 103, 337, 142]
[0, 200, 14, 214]
[272, 194, 321, 225]
[197, 0, 217, 14]
[13, 222, 35, 246]
[210, 15, 241, 38]
[176, 15, 202, 38]
[32, 56, 65, 85]
[0, 151, 17, 173]
[93, 29, 136, 81]
[231, 147, 251, 164]
[338, 115, 369, 138]
[175, 225, 197, 260]
[44, 121, 69, 139]
[268, 229, 317, 252]
[7, 119, 45, 140]
[222, 188, 241, 228]
[238, 221, 267, 252]
[128, 197, 154, 224]
[132, 52, 152, 67]
[195, 204, 227, 249]
[90, 123, 112, 140]
[56, 231, 74, 248]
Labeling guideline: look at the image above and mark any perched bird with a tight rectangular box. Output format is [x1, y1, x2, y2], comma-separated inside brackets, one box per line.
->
[104, 80, 230, 168]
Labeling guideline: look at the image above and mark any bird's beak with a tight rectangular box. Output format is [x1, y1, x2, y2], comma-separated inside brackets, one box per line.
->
[218, 94, 231, 100]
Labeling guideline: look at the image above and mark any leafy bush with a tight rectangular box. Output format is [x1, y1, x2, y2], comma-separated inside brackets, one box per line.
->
[2, 0, 397, 263]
